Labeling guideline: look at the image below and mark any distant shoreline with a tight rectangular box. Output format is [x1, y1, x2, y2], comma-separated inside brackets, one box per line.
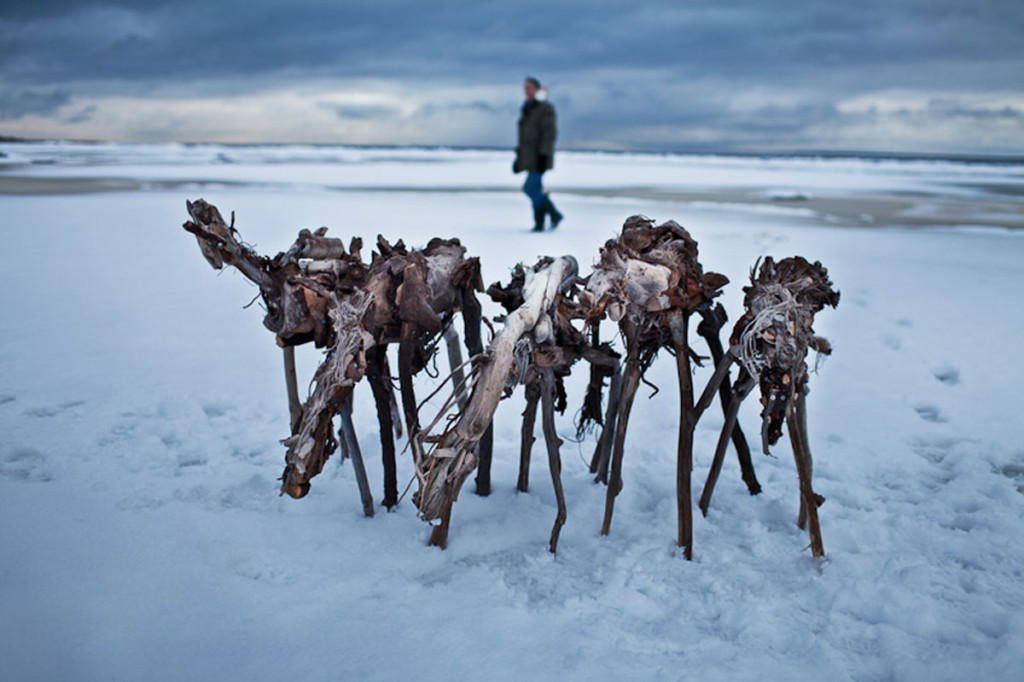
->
[3, 175, 1021, 231]
[3, 137, 1023, 167]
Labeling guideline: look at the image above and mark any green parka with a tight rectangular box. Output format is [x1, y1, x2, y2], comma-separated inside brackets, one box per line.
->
[514, 99, 557, 173]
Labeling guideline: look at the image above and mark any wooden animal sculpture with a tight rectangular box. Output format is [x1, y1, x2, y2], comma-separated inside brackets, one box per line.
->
[485, 261, 620, 552]
[411, 256, 579, 550]
[694, 256, 839, 558]
[182, 199, 488, 515]
[578, 215, 730, 559]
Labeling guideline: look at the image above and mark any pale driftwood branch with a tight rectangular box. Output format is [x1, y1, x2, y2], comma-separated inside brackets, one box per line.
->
[413, 256, 578, 548]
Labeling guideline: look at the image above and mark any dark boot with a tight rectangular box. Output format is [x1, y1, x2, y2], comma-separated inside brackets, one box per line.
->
[542, 194, 563, 229]
[532, 204, 545, 232]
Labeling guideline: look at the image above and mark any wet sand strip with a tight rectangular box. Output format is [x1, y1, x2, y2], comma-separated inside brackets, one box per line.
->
[2, 176, 1021, 230]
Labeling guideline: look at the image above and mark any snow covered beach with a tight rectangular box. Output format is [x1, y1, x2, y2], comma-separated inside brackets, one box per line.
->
[2, 143, 1023, 680]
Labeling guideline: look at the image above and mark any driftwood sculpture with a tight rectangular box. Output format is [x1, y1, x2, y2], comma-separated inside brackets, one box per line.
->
[485, 261, 620, 552]
[577, 216, 730, 559]
[183, 199, 840, 561]
[182, 199, 488, 515]
[694, 256, 839, 557]
[411, 256, 580, 550]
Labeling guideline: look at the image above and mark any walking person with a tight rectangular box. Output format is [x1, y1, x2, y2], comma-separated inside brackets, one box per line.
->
[513, 77, 563, 232]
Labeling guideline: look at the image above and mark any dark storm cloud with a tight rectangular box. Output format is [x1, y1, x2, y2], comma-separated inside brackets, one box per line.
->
[4, 0, 1020, 87]
[0, 88, 71, 120]
[318, 102, 401, 121]
[1, 0, 1022, 150]
[926, 99, 1023, 121]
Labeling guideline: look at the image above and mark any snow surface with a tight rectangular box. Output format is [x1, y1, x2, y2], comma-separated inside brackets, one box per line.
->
[2, 143, 1023, 681]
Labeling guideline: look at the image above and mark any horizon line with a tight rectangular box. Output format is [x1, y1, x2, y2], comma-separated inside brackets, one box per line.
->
[3, 135, 1023, 165]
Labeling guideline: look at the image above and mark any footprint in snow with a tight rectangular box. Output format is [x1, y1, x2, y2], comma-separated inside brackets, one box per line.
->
[933, 365, 961, 386]
[0, 446, 56, 482]
[25, 406, 60, 418]
[998, 463, 1024, 495]
[200, 401, 233, 418]
[881, 334, 902, 351]
[914, 404, 949, 423]
[23, 400, 86, 418]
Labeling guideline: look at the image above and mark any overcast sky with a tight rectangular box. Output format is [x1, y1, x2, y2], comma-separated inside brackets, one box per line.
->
[2, 1, 1022, 154]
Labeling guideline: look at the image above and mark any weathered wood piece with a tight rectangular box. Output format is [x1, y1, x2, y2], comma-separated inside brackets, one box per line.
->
[697, 305, 760, 495]
[183, 199, 487, 514]
[339, 393, 375, 517]
[580, 216, 729, 559]
[700, 256, 839, 558]
[412, 256, 579, 550]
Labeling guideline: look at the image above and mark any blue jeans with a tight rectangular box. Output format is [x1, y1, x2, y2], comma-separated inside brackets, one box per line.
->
[523, 171, 545, 210]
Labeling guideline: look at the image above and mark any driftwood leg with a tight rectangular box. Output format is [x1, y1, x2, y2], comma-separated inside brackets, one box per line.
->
[601, 343, 641, 536]
[427, 489, 455, 549]
[384, 353, 403, 439]
[282, 345, 304, 433]
[794, 391, 814, 529]
[339, 394, 375, 517]
[518, 374, 541, 493]
[699, 374, 757, 516]
[462, 293, 494, 497]
[398, 322, 422, 438]
[694, 352, 734, 421]
[366, 346, 399, 509]
[787, 392, 825, 557]
[475, 424, 494, 497]
[443, 324, 468, 409]
[540, 369, 567, 553]
[589, 364, 622, 484]
[669, 312, 695, 559]
[698, 308, 760, 495]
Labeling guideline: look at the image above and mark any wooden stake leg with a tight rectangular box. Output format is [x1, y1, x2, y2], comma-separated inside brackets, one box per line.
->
[670, 313, 695, 560]
[443, 324, 468, 409]
[366, 346, 399, 509]
[384, 353, 403, 439]
[601, 347, 641, 536]
[699, 375, 756, 516]
[427, 490, 455, 549]
[697, 308, 760, 496]
[461, 290, 494, 498]
[282, 345, 303, 433]
[792, 391, 821, 529]
[694, 353, 734, 422]
[788, 393, 825, 557]
[398, 323, 421, 440]
[475, 424, 494, 496]
[518, 375, 541, 493]
[589, 365, 622, 484]
[338, 395, 375, 517]
[539, 369, 567, 553]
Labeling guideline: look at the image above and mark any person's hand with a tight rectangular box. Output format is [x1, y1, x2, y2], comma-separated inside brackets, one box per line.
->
[538, 154, 550, 172]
